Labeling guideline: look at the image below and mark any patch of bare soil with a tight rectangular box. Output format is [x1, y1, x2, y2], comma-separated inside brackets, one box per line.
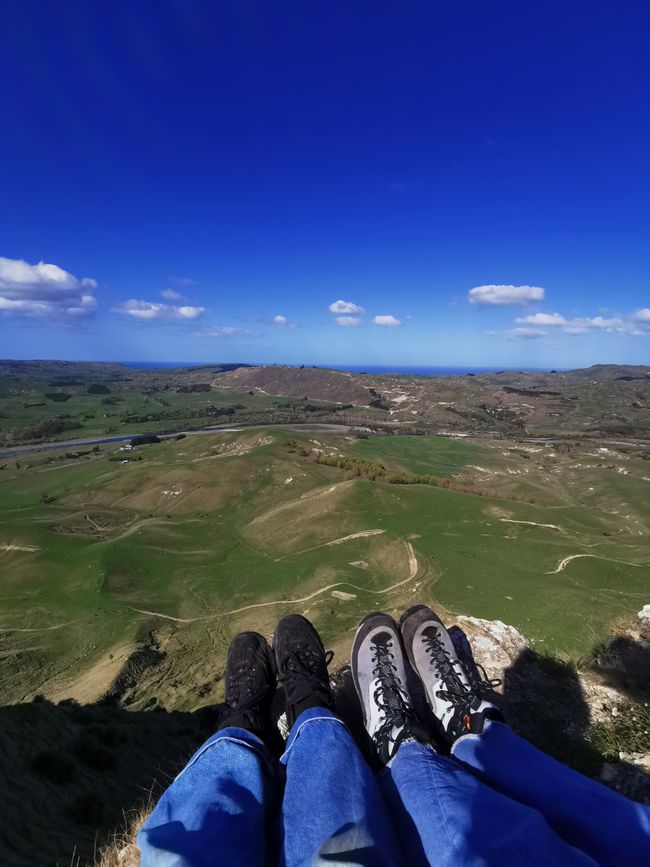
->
[0, 543, 40, 553]
[192, 433, 273, 461]
[48, 643, 134, 705]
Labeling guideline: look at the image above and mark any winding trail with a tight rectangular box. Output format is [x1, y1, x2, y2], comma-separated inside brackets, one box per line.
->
[274, 526, 385, 561]
[546, 553, 645, 575]
[0, 622, 71, 633]
[499, 519, 563, 532]
[131, 541, 420, 624]
[325, 529, 386, 546]
[0, 544, 40, 553]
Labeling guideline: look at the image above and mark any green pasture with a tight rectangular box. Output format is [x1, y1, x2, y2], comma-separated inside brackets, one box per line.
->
[1, 428, 648, 705]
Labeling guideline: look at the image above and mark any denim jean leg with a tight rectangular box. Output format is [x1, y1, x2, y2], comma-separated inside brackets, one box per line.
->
[279, 707, 404, 867]
[137, 727, 279, 867]
[452, 720, 650, 867]
[379, 740, 596, 867]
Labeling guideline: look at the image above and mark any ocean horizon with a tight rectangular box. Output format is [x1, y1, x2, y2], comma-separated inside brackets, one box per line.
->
[119, 361, 553, 376]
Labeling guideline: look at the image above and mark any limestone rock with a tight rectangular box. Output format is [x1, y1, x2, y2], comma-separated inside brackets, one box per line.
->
[453, 615, 529, 679]
[638, 604, 650, 622]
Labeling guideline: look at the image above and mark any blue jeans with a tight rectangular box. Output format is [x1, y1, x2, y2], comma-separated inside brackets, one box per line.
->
[137, 708, 650, 866]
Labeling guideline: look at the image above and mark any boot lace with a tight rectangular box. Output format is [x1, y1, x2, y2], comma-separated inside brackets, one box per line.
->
[278, 642, 334, 709]
[371, 636, 418, 760]
[422, 628, 501, 733]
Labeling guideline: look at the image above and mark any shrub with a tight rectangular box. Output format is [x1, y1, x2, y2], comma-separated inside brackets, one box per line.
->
[589, 702, 650, 760]
[21, 417, 82, 440]
[87, 383, 111, 394]
[130, 434, 161, 446]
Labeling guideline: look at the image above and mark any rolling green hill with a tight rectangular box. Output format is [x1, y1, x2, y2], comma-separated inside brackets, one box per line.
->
[1, 427, 648, 710]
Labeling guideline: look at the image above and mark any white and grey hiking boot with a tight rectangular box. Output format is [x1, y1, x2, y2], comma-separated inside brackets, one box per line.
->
[351, 612, 428, 764]
[400, 604, 503, 743]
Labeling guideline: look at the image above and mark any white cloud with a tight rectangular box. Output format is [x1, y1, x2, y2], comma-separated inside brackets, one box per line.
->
[373, 314, 401, 327]
[504, 327, 547, 340]
[273, 314, 300, 327]
[0, 256, 98, 317]
[177, 305, 205, 319]
[113, 299, 206, 320]
[161, 288, 185, 301]
[335, 316, 362, 326]
[329, 299, 365, 314]
[632, 308, 650, 331]
[516, 312, 566, 326]
[468, 284, 545, 306]
[584, 315, 625, 331]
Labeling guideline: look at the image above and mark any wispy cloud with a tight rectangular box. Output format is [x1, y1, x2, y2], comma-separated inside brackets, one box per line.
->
[196, 325, 254, 338]
[468, 285, 545, 306]
[0, 256, 97, 317]
[161, 288, 185, 301]
[335, 316, 362, 326]
[516, 311, 631, 334]
[329, 299, 365, 314]
[633, 308, 650, 323]
[504, 327, 547, 340]
[373, 314, 401, 327]
[113, 299, 206, 320]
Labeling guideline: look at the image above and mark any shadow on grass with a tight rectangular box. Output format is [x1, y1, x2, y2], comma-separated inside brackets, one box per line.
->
[1, 627, 648, 864]
[451, 626, 650, 804]
[0, 698, 211, 866]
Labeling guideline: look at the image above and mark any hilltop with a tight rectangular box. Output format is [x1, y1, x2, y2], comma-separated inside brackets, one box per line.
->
[214, 362, 650, 439]
[1, 361, 649, 451]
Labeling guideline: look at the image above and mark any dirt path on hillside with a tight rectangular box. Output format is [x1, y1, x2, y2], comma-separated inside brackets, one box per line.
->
[0, 544, 40, 553]
[499, 519, 563, 532]
[131, 542, 421, 624]
[546, 553, 645, 574]
[0, 622, 71, 633]
[407, 541, 417, 579]
[47, 642, 133, 704]
[247, 481, 353, 527]
[325, 529, 386, 546]
[103, 517, 204, 544]
[274, 528, 387, 561]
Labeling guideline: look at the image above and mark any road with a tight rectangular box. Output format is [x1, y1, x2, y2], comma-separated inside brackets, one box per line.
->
[2, 424, 649, 460]
[0, 423, 354, 459]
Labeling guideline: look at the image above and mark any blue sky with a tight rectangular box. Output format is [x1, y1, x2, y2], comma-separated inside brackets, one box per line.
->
[0, 1, 648, 368]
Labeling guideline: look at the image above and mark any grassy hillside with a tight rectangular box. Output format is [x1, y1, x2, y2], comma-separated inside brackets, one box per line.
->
[1, 428, 648, 710]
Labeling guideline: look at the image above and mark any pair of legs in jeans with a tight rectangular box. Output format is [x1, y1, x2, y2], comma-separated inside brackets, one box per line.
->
[138, 606, 650, 865]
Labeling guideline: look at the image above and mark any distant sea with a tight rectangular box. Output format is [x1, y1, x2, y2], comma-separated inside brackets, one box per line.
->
[120, 361, 550, 376]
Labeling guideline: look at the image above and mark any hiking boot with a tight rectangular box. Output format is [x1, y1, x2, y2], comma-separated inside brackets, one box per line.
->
[273, 615, 334, 727]
[401, 605, 503, 743]
[219, 631, 276, 742]
[352, 612, 427, 764]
